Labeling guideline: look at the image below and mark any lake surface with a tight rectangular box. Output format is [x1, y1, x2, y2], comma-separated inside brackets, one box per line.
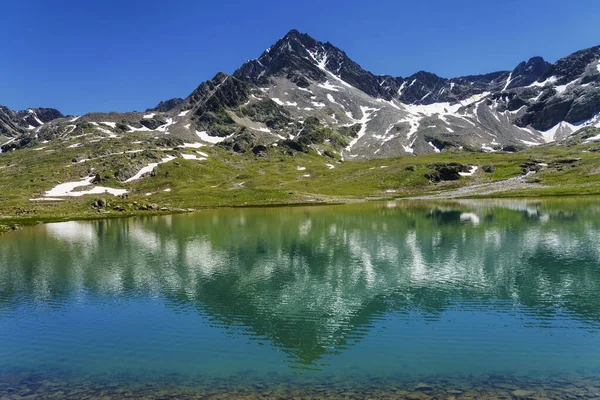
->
[1, 199, 600, 398]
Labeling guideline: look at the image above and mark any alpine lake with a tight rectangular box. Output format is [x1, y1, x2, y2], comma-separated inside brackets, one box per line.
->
[1, 199, 600, 399]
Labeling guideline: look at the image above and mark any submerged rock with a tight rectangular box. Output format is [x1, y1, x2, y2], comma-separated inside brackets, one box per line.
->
[512, 389, 537, 398]
[414, 383, 434, 391]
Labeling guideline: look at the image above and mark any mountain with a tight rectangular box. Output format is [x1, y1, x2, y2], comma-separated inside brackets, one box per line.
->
[0, 107, 64, 137]
[228, 29, 600, 157]
[146, 98, 184, 113]
[2, 30, 600, 159]
[513, 46, 600, 132]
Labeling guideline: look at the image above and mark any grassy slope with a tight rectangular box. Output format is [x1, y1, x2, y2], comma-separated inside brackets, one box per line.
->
[1, 134, 599, 228]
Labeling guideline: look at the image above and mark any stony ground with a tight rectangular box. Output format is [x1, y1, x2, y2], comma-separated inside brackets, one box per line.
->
[408, 173, 546, 200]
[2, 371, 600, 399]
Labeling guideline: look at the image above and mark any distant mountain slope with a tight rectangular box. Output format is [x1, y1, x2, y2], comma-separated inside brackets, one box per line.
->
[0, 107, 63, 138]
[146, 98, 184, 113]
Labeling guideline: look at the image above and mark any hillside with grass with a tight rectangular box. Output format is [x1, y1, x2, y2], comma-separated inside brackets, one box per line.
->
[1, 125, 600, 230]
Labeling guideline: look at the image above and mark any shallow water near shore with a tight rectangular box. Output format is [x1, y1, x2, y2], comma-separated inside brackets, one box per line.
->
[1, 199, 600, 398]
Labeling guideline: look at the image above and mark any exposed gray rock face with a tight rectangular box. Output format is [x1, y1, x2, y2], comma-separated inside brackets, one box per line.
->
[146, 98, 184, 112]
[186, 73, 253, 137]
[0, 106, 64, 138]
[504, 57, 551, 90]
[505, 46, 600, 133]
[17, 108, 64, 126]
[0, 106, 25, 137]
[140, 115, 168, 130]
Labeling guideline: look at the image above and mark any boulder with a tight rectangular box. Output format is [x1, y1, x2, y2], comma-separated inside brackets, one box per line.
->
[424, 163, 467, 182]
[252, 144, 268, 156]
[512, 389, 537, 398]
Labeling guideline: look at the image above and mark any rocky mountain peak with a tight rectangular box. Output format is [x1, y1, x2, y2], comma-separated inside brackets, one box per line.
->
[234, 30, 393, 99]
[281, 28, 317, 46]
[18, 108, 64, 125]
[233, 30, 324, 86]
[538, 45, 600, 85]
[282, 28, 302, 39]
[525, 56, 548, 70]
[0, 106, 64, 138]
[185, 72, 231, 106]
[505, 56, 550, 90]
[146, 98, 184, 113]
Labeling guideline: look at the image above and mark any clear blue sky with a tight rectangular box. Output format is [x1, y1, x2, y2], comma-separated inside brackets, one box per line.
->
[2, 0, 599, 115]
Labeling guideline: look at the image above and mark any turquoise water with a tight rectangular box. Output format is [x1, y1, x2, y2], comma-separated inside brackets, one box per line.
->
[1, 199, 600, 396]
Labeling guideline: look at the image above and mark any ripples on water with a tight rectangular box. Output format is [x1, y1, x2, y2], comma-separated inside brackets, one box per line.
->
[1, 199, 600, 397]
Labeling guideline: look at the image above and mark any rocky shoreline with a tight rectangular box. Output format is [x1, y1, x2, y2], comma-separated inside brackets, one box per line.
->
[1, 370, 600, 399]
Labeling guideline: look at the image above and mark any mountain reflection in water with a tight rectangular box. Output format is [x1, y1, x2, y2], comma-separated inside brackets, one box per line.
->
[1, 199, 599, 377]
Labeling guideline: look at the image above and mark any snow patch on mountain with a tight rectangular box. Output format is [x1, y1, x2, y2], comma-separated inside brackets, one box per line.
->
[124, 156, 176, 183]
[540, 121, 579, 143]
[155, 118, 174, 133]
[45, 177, 127, 197]
[181, 154, 207, 161]
[459, 166, 478, 177]
[179, 142, 205, 148]
[345, 106, 379, 153]
[428, 142, 441, 153]
[326, 94, 345, 109]
[128, 125, 152, 132]
[196, 131, 232, 144]
[306, 47, 353, 89]
[317, 81, 342, 91]
[528, 76, 558, 88]
[502, 72, 513, 91]
[272, 98, 298, 106]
